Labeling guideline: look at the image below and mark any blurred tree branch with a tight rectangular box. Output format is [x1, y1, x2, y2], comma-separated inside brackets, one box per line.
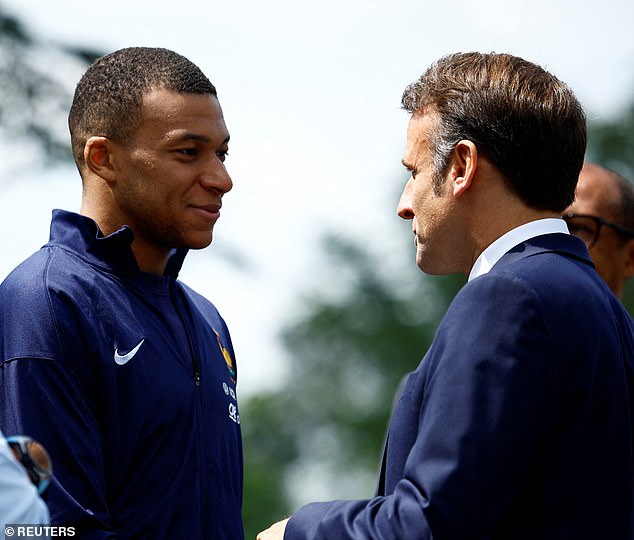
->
[0, 4, 102, 170]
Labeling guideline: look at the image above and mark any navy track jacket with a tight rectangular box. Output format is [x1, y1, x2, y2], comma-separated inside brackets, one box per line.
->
[0, 210, 244, 539]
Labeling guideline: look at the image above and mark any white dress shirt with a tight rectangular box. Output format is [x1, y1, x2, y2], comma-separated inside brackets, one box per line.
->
[469, 218, 569, 281]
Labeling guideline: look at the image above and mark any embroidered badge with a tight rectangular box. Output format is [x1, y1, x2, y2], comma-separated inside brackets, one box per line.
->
[213, 328, 236, 380]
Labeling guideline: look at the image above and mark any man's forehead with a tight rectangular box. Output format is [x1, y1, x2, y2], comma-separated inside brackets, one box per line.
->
[137, 89, 228, 138]
[141, 88, 219, 112]
[575, 168, 619, 215]
[403, 112, 435, 159]
[407, 110, 437, 138]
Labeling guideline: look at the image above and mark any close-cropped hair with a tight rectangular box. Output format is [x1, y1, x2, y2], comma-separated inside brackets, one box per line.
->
[609, 169, 634, 233]
[69, 47, 217, 172]
[402, 52, 587, 212]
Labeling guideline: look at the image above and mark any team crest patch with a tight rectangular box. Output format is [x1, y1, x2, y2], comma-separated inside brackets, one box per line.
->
[213, 328, 236, 378]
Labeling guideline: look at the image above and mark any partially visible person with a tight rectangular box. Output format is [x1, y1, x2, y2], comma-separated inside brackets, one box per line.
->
[258, 52, 634, 540]
[0, 47, 243, 539]
[0, 428, 50, 526]
[563, 162, 634, 298]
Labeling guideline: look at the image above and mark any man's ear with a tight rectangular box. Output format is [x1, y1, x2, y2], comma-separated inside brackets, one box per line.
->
[623, 238, 634, 279]
[84, 136, 117, 182]
[449, 140, 478, 198]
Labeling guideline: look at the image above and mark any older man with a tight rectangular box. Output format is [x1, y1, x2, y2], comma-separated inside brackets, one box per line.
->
[259, 52, 634, 540]
[564, 163, 634, 298]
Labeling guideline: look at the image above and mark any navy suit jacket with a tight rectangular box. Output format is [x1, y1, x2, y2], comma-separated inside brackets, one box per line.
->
[286, 233, 634, 539]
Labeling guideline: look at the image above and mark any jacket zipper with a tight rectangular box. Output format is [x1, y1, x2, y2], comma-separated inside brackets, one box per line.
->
[169, 280, 200, 386]
[169, 279, 208, 537]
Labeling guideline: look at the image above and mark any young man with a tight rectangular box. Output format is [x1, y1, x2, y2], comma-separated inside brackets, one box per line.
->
[0, 48, 243, 539]
[564, 162, 634, 298]
[259, 52, 634, 539]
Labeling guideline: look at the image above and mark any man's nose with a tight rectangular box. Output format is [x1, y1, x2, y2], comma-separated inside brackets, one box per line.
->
[397, 178, 414, 220]
[202, 159, 233, 194]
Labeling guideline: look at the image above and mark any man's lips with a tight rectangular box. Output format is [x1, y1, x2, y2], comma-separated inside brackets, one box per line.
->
[191, 204, 222, 219]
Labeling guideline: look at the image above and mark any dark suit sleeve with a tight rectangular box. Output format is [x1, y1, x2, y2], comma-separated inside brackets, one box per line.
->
[285, 273, 559, 540]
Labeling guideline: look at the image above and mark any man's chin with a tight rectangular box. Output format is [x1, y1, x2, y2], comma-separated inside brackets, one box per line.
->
[184, 232, 214, 250]
[416, 253, 444, 276]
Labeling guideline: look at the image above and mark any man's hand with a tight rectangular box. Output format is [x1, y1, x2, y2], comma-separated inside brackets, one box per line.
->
[257, 517, 289, 540]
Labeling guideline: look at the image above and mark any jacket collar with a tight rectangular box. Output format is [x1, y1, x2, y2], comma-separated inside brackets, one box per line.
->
[47, 209, 188, 280]
[496, 232, 594, 270]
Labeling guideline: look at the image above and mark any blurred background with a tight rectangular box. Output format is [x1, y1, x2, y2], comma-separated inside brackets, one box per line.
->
[1, 1, 634, 537]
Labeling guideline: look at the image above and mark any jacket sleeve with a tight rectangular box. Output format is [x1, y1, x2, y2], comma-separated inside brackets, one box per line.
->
[285, 273, 559, 540]
[0, 266, 117, 539]
[0, 357, 116, 538]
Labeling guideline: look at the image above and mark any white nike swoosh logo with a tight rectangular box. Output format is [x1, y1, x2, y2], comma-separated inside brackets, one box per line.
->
[114, 339, 145, 365]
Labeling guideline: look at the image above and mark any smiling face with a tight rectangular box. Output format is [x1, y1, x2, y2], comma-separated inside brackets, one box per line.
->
[108, 89, 232, 270]
[397, 111, 466, 275]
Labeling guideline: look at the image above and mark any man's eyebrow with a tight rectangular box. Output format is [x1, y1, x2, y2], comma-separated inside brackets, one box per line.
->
[171, 133, 231, 145]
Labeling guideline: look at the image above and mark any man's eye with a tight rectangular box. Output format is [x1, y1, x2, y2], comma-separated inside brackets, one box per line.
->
[178, 148, 198, 156]
[216, 150, 229, 162]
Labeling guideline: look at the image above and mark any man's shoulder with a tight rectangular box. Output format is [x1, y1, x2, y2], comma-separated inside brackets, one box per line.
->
[497, 233, 592, 276]
[1, 243, 93, 297]
[451, 269, 543, 318]
[1, 247, 54, 299]
[466, 249, 596, 308]
[479, 234, 595, 295]
[446, 248, 591, 326]
[0, 248, 68, 358]
[456, 244, 627, 339]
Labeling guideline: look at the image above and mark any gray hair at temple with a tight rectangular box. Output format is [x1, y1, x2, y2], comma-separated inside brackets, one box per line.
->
[402, 52, 587, 212]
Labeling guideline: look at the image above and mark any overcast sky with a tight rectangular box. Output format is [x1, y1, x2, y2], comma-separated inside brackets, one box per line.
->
[2, 0, 634, 396]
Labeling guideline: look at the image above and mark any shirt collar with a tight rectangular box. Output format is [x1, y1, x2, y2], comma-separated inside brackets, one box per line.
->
[468, 218, 569, 281]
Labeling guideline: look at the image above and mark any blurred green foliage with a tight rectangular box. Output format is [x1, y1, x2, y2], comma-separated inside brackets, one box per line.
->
[587, 106, 634, 181]
[241, 232, 465, 537]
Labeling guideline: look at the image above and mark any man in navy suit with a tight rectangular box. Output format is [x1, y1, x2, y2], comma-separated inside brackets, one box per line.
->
[258, 52, 634, 539]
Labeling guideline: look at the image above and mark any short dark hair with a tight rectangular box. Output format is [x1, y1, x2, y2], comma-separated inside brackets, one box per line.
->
[402, 52, 587, 212]
[69, 47, 216, 170]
